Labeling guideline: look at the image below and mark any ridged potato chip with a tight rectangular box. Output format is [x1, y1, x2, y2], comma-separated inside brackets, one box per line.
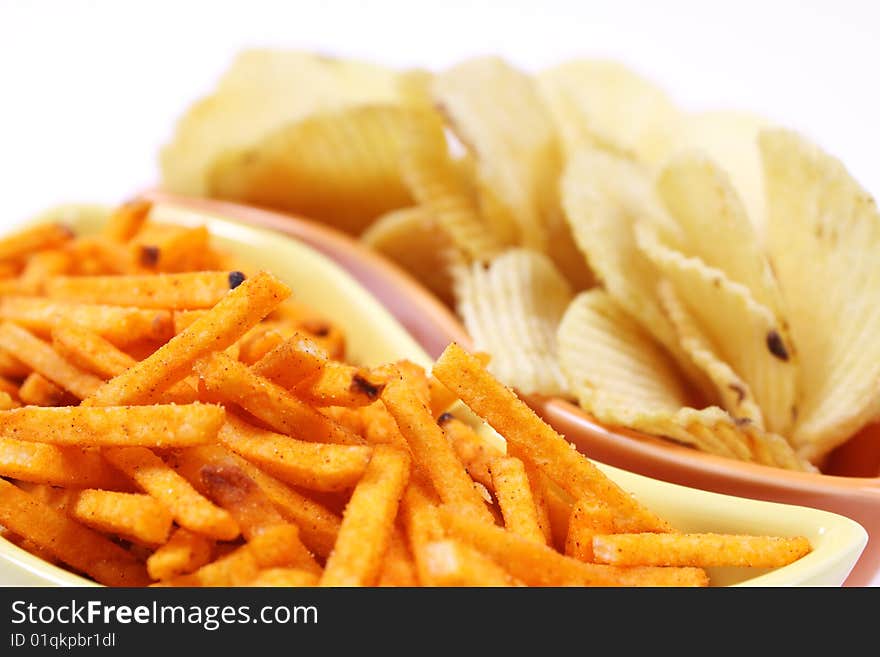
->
[433, 57, 561, 253]
[538, 60, 679, 158]
[559, 148, 714, 401]
[161, 49, 400, 196]
[657, 279, 764, 427]
[454, 249, 572, 396]
[762, 129, 880, 462]
[208, 105, 413, 234]
[557, 291, 809, 470]
[397, 71, 507, 262]
[635, 219, 797, 436]
[361, 206, 455, 305]
[638, 111, 772, 236]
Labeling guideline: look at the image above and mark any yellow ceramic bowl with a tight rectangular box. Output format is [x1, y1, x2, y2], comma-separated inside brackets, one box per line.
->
[0, 202, 868, 587]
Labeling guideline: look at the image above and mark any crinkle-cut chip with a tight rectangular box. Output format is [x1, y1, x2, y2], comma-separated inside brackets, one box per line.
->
[655, 152, 786, 314]
[557, 291, 811, 470]
[160, 49, 400, 196]
[454, 249, 573, 396]
[433, 57, 561, 252]
[537, 59, 679, 159]
[361, 206, 455, 305]
[207, 105, 413, 235]
[657, 279, 764, 428]
[560, 148, 715, 402]
[762, 128, 880, 462]
[398, 72, 507, 262]
[635, 220, 797, 436]
[638, 111, 772, 237]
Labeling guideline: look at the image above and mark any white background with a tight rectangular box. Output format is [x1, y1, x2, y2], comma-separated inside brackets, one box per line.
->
[0, 0, 879, 226]
[0, 0, 878, 585]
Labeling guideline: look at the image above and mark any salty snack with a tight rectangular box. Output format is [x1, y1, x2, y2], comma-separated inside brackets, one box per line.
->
[0, 204, 811, 586]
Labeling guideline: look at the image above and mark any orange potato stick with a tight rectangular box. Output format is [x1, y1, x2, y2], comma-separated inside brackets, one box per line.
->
[375, 360, 430, 405]
[172, 309, 208, 334]
[103, 446, 239, 540]
[0, 478, 149, 586]
[591, 533, 813, 568]
[294, 362, 386, 408]
[382, 371, 493, 523]
[250, 332, 328, 389]
[0, 438, 130, 489]
[104, 199, 152, 242]
[489, 457, 546, 544]
[161, 524, 315, 587]
[439, 414, 501, 490]
[506, 444, 554, 546]
[197, 351, 364, 445]
[0, 322, 104, 399]
[422, 539, 520, 587]
[133, 225, 211, 273]
[146, 527, 214, 581]
[17, 373, 72, 407]
[70, 489, 174, 546]
[439, 507, 708, 587]
[0, 376, 19, 401]
[216, 414, 371, 492]
[0, 391, 18, 410]
[51, 324, 138, 379]
[565, 498, 616, 562]
[248, 568, 320, 587]
[45, 272, 243, 310]
[237, 322, 298, 364]
[321, 446, 411, 587]
[19, 250, 72, 294]
[0, 222, 73, 263]
[0, 349, 29, 379]
[377, 528, 419, 587]
[358, 401, 410, 450]
[199, 461, 287, 539]
[85, 271, 290, 406]
[66, 235, 133, 275]
[428, 376, 458, 418]
[0, 297, 172, 347]
[0, 403, 224, 447]
[400, 482, 446, 586]
[432, 343, 671, 532]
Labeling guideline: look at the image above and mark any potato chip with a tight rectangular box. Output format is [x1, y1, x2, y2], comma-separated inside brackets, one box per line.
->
[161, 49, 400, 196]
[453, 249, 572, 396]
[635, 219, 797, 436]
[537, 59, 679, 159]
[397, 71, 507, 261]
[557, 290, 809, 469]
[657, 280, 764, 427]
[361, 206, 455, 305]
[560, 148, 713, 399]
[638, 111, 771, 235]
[761, 129, 880, 461]
[208, 105, 414, 235]
[433, 57, 561, 252]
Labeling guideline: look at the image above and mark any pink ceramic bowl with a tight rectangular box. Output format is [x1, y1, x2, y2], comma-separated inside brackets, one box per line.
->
[142, 192, 880, 586]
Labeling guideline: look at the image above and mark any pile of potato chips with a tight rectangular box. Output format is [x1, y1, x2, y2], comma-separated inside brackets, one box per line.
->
[161, 50, 880, 471]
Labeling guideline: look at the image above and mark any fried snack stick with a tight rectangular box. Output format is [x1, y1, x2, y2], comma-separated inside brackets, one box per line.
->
[440, 507, 707, 587]
[104, 446, 239, 540]
[46, 272, 244, 310]
[197, 351, 365, 445]
[214, 415, 371, 492]
[0, 478, 149, 586]
[0, 439, 130, 489]
[377, 528, 419, 587]
[0, 297, 172, 347]
[399, 481, 446, 586]
[249, 332, 327, 387]
[18, 373, 73, 406]
[432, 343, 671, 532]
[84, 271, 290, 405]
[489, 457, 546, 544]
[591, 533, 812, 568]
[248, 568, 320, 587]
[0, 349, 29, 379]
[103, 199, 152, 242]
[438, 414, 500, 490]
[382, 370, 493, 524]
[422, 539, 521, 587]
[0, 223, 73, 263]
[0, 404, 224, 448]
[321, 446, 411, 587]
[146, 527, 214, 581]
[565, 499, 617, 562]
[0, 390, 19, 410]
[171, 443, 341, 558]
